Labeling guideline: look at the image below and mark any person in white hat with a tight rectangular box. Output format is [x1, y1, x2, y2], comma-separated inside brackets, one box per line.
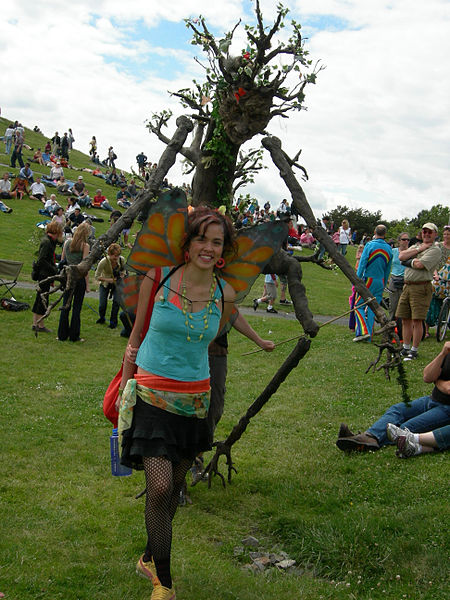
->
[396, 222, 442, 360]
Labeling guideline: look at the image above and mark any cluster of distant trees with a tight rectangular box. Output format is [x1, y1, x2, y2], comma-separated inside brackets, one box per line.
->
[322, 203, 449, 243]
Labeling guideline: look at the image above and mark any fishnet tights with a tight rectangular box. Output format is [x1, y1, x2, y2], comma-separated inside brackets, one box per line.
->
[142, 456, 192, 586]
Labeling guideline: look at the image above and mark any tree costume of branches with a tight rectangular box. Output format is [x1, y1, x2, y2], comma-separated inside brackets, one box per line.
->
[37, 2, 402, 486]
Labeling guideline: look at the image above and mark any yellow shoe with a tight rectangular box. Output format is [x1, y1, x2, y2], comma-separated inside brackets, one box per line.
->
[136, 554, 158, 584]
[150, 583, 176, 599]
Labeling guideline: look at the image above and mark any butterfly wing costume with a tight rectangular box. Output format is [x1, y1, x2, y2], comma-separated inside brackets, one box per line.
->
[121, 188, 288, 314]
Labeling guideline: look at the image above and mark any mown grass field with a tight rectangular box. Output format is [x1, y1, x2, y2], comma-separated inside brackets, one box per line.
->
[0, 119, 448, 600]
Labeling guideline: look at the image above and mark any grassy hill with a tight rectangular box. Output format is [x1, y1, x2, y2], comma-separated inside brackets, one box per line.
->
[0, 115, 360, 315]
[0, 116, 144, 289]
[1, 119, 448, 600]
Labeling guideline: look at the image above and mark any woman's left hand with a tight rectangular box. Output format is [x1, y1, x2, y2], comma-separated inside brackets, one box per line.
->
[125, 344, 139, 363]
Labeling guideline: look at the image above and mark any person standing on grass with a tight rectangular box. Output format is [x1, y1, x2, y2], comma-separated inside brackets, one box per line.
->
[95, 243, 126, 329]
[338, 219, 351, 255]
[396, 223, 442, 361]
[51, 132, 61, 156]
[32, 222, 63, 333]
[61, 133, 70, 160]
[253, 273, 278, 314]
[117, 207, 236, 600]
[353, 224, 392, 343]
[57, 222, 90, 342]
[387, 232, 409, 322]
[10, 128, 24, 169]
[68, 128, 75, 150]
[3, 123, 14, 154]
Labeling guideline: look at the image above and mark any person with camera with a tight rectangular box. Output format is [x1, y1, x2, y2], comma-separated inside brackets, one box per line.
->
[95, 243, 126, 329]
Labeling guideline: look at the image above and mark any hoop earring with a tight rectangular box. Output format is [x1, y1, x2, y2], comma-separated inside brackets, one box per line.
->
[215, 258, 225, 269]
[184, 251, 190, 263]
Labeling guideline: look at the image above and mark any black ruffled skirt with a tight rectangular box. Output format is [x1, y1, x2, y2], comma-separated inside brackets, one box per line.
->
[120, 396, 212, 469]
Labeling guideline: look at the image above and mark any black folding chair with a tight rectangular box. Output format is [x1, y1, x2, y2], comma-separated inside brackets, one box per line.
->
[0, 259, 23, 299]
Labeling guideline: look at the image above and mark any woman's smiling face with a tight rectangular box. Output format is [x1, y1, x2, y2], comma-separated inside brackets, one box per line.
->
[188, 223, 224, 270]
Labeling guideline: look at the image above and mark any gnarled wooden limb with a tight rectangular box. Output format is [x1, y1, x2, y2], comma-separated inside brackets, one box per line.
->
[265, 249, 319, 338]
[195, 336, 312, 487]
[261, 135, 398, 345]
[35, 116, 194, 322]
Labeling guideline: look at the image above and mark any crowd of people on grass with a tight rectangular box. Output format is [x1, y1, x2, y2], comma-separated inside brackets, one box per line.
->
[3, 121, 450, 599]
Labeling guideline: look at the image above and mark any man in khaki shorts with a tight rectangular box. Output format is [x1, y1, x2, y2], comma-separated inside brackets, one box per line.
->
[396, 223, 442, 361]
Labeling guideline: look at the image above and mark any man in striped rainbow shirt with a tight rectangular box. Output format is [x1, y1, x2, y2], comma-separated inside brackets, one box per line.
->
[353, 224, 393, 342]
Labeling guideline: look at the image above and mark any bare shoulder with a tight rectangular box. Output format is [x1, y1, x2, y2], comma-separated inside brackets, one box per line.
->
[223, 280, 236, 302]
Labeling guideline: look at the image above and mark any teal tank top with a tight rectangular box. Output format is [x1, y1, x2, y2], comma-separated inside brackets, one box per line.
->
[136, 267, 224, 382]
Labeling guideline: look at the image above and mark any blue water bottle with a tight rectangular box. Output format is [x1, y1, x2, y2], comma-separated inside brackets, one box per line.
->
[110, 428, 132, 476]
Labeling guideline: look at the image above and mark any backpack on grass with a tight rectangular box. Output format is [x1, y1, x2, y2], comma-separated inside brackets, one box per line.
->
[1, 298, 30, 311]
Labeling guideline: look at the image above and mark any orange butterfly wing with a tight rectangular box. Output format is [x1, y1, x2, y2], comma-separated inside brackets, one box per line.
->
[222, 221, 288, 303]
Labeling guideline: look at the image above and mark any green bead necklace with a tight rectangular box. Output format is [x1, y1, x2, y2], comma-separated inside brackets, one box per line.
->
[181, 272, 217, 343]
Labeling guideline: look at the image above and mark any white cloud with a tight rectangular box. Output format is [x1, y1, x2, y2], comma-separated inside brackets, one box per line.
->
[1, 0, 449, 221]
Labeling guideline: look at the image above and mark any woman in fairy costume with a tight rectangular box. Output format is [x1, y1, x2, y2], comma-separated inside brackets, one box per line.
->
[118, 206, 236, 600]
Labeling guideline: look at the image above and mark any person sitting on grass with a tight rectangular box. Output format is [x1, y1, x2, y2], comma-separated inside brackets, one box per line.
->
[92, 167, 106, 179]
[300, 227, 316, 249]
[116, 184, 132, 208]
[127, 178, 138, 198]
[49, 161, 64, 181]
[65, 196, 81, 217]
[56, 176, 73, 196]
[40, 194, 60, 217]
[72, 176, 91, 207]
[336, 341, 450, 452]
[29, 177, 47, 203]
[68, 207, 85, 229]
[0, 173, 12, 200]
[387, 422, 450, 458]
[10, 177, 29, 200]
[19, 163, 34, 184]
[52, 206, 66, 227]
[31, 148, 45, 166]
[92, 189, 113, 211]
[106, 168, 118, 186]
[253, 273, 278, 314]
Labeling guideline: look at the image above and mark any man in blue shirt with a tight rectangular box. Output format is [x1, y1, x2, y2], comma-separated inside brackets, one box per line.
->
[387, 232, 409, 321]
[353, 224, 393, 342]
[19, 163, 34, 183]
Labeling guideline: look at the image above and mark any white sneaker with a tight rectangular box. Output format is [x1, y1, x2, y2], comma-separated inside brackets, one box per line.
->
[386, 423, 411, 443]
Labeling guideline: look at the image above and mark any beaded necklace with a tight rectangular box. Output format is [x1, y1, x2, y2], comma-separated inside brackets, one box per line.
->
[181, 268, 217, 343]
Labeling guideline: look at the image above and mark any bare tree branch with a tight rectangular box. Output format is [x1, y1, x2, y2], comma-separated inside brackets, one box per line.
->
[36, 116, 195, 320]
[197, 336, 312, 487]
[262, 134, 393, 337]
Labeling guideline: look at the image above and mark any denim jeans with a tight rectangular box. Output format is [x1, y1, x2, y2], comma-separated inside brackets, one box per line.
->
[98, 284, 120, 326]
[367, 395, 450, 446]
[434, 424, 450, 450]
[4, 135, 12, 154]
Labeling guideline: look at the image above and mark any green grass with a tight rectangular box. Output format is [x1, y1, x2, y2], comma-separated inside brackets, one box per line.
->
[0, 117, 141, 289]
[0, 293, 448, 600]
[1, 119, 448, 599]
[0, 116, 356, 315]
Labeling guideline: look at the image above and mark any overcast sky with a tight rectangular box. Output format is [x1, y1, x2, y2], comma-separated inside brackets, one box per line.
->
[2, 0, 449, 221]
